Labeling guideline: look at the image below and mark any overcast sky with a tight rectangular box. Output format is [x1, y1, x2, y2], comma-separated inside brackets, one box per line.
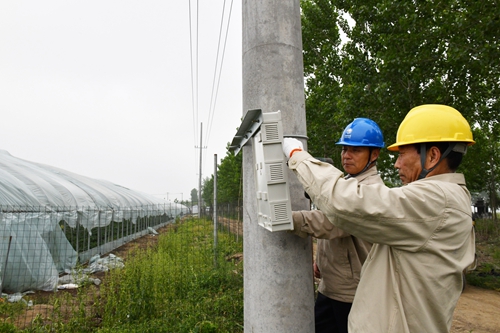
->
[0, 1, 243, 202]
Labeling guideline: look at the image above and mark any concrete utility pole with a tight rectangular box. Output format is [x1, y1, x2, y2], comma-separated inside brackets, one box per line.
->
[242, 1, 314, 332]
[213, 154, 218, 268]
[197, 122, 204, 218]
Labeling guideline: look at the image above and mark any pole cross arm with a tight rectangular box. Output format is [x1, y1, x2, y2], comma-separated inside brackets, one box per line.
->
[229, 109, 264, 155]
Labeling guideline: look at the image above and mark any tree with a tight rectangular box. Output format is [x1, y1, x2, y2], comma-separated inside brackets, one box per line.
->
[301, 0, 500, 191]
[190, 188, 198, 205]
[201, 176, 214, 209]
[216, 146, 243, 204]
[199, 144, 243, 212]
[301, 0, 344, 164]
[461, 126, 500, 220]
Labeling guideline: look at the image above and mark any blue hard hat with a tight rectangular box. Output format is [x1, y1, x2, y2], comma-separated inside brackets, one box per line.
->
[336, 118, 385, 148]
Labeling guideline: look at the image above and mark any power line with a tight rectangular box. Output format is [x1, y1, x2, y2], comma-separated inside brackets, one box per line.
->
[205, 0, 235, 146]
[188, 0, 199, 145]
[188, 0, 235, 191]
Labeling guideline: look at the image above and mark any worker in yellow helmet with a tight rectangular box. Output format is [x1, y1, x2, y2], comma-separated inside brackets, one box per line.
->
[387, 104, 475, 182]
[282, 105, 476, 333]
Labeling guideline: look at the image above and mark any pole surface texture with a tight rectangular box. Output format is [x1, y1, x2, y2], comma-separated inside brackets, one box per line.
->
[242, 0, 314, 331]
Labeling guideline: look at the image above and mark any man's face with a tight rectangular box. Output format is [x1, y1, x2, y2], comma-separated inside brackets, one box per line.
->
[341, 146, 371, 175]
[394, 145, 422, 184]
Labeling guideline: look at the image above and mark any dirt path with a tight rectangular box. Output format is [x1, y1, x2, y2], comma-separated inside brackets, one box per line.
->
[451, 285, 500, 332]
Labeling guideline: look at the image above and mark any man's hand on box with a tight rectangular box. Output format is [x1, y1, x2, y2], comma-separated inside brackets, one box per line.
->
[283, 138, 303, 160]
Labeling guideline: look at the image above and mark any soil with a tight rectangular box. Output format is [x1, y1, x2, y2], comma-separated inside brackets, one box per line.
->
[10, 220, 500, 332]
[451, 285, 500, 333]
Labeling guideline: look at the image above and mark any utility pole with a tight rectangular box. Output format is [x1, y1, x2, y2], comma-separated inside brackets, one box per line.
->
[242, 1, 314, 332]
[213, 153, 218, 268]
[196, 122, 206, 218]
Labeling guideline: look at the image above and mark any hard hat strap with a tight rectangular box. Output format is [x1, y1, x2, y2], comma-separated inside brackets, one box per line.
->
[417, 143, 456, 179]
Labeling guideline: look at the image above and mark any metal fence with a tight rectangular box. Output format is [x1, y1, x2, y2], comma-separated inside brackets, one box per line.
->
[0, 201, 244, 331]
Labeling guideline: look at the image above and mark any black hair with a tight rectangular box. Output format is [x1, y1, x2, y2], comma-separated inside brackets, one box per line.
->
[414, 142, 463, 171]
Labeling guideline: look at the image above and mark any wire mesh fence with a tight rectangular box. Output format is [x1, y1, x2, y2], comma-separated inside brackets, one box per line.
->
[0, 201, 244, 332]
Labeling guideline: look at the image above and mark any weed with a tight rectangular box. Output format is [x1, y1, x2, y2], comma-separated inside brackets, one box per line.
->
[98, 218, 243, 332]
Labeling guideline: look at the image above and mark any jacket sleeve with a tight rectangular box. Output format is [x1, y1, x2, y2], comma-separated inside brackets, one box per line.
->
[287, 151, 452, 251]
[292, 210, 352, 239]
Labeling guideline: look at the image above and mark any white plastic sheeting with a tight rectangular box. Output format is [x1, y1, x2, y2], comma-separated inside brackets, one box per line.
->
[0, 150, 188, 292]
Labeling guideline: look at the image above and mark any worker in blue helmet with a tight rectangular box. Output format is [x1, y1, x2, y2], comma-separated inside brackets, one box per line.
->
[291, 118, 385, 333]
[336, 117, 385, 178]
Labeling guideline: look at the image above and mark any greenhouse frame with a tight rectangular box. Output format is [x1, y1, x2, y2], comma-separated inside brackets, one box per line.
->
[0, 150, 188, 293]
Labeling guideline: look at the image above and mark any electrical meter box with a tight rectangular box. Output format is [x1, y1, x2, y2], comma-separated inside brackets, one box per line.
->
[229, 109, 293, 232]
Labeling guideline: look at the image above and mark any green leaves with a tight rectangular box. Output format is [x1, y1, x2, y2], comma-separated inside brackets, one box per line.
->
[301, 0, 500, 193]
[216, 149, 243, 204]
[201, 145, 243, 206]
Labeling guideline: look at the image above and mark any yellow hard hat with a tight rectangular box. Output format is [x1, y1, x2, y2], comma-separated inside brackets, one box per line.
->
[387, 104, 475, 151]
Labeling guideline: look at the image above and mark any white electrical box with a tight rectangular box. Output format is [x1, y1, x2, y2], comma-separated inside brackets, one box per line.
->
[229, 109, 293, 232]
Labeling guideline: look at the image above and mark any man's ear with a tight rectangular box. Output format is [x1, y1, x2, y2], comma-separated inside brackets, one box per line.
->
[427, 146, 441, 169]
[370, 148, 380, 163]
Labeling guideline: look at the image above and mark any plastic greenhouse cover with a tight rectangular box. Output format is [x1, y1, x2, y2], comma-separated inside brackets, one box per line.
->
[0, 150, 189, 292]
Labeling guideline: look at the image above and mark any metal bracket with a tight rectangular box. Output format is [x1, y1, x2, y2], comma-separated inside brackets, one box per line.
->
[228, 109, 264, 155]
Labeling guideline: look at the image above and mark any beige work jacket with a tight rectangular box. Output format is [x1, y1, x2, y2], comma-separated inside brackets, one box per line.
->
[292, 167, 383, 303]
[288, 151, 476, 333]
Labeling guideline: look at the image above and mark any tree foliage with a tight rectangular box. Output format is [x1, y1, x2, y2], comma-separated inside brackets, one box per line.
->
[216, 148, 243, 204]
[301, 0, 500, 204]
[203, 2, 499, 212]
[190, 188, 198, 204]
[202, 176, 214, 208]
[201, 144, 243, 207]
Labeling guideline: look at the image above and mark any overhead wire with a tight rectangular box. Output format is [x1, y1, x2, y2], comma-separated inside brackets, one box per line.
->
[205, 0, 235, 147]
[188, 0, 235, 186]
[201, 0, 235, 180]
[189, 0, 201, 182]
[188, 0, 198, 146]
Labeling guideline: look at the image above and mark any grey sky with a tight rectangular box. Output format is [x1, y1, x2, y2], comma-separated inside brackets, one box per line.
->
[0, 1, 242, 202]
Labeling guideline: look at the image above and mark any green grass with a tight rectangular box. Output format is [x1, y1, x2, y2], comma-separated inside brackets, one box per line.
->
[97, 218, 243, 332]
[99, 230, 243, 332]
[0, 301, 25, 333]
[1, 217, 243, 333]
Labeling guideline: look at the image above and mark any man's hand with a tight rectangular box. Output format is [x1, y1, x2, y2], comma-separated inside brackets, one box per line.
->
[283, 138, 303, 159]
[313, 262, 321, 279]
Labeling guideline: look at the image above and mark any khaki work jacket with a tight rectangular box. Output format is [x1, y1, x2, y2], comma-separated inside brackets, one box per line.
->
[292, 167, 383, 303]
[288, 151, 476, 333]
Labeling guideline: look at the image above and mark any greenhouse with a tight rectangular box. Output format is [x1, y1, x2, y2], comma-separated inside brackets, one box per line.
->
[0, 150, 188, 293]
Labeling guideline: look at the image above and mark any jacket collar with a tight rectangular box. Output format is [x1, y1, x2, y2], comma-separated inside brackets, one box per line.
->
[349, 166, 379, 182]
[418, 172, 466, 186]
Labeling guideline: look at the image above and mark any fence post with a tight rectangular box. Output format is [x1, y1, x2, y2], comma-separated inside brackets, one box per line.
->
[0, 235, 13, 295]
[213, 154, 218, 268]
